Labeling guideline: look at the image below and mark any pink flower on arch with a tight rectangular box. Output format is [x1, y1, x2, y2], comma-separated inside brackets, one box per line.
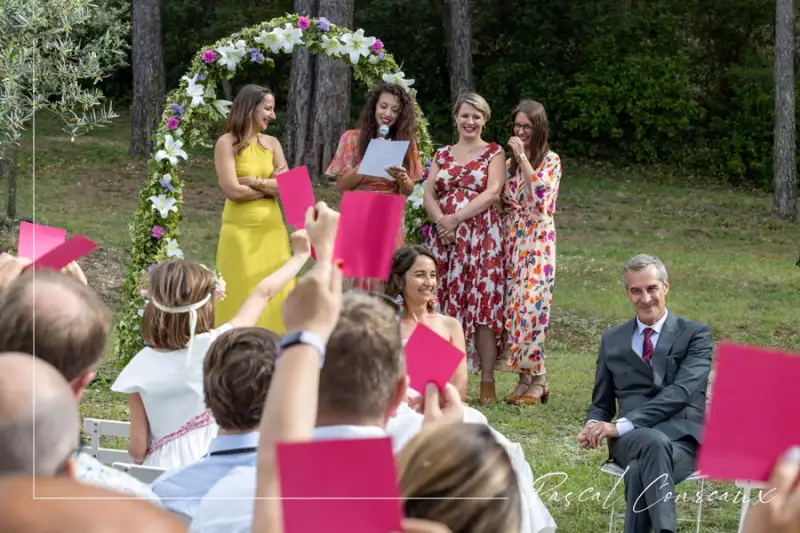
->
[152, 225, 165, 239]
[202, 50, 217, 63]
[372, 39, 384, 53]
[166, 117, 180, 130]
[298, 16, 310, 30]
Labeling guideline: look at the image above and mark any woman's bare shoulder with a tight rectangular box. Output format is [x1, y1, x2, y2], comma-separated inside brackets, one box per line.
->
[216, 133, 235, 148]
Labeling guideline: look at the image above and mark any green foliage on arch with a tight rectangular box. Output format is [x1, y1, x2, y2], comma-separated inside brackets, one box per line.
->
[114, 13, 434, 367]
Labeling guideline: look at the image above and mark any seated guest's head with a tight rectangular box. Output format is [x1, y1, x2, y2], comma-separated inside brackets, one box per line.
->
[204, 327, 280, 433]
[398, 423, 521, 533]
[0, 270, 110, 397]
[386, 245, 438, 313]
[0, 353, 80, 477]
[622, 254, 670, 326]
[142, 259, 217, 349]
[316, 292, 407, 428]
[0, 476, 186, 533]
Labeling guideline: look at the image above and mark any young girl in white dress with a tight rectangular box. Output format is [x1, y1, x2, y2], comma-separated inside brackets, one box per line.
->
[112, 231, 311, 469]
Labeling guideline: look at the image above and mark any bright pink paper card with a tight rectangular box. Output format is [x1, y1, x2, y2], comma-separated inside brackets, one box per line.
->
[697, 342, 800, 482]
[404, 323, 466, 393]
[31, 235, 97, 271]
[276, 166, 315, 229]
[332, 191, 404, 279]
[276, 437, 402, 533]
[18, 222, 67, 261]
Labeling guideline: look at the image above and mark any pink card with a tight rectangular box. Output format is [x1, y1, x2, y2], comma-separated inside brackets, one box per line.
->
[333, 191, 405, 279]
[276, 166, 315, 229]
[18, 222, 67, 261]
[404, 323, 466, 394]
[31, 235, 97, 271]
[276, 437, 403, 533]
[697, 343, 800, 482]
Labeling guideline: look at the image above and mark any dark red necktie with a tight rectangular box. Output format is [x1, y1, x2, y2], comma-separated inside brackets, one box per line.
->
[642, 328, 654, 366]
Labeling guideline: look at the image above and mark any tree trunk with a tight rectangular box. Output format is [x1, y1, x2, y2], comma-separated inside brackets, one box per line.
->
[773, 0, 797, 221]
[285, 0, 318, 169]
[130, 0, 165, 158]
[284, 0, 353, 181]
[441, 0, 474, 104]
[3, 146, 19, 222]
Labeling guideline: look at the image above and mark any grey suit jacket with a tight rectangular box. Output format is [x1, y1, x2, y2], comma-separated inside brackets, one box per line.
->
[585, 312, 713, 442]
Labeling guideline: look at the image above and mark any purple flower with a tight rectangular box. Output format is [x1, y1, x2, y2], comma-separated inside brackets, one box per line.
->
[298, 16, 310, 30]
[201, 50, 217, 64]
[372, 39, 384, 53]
[421, 223, 432, 240]
[195, 73, 205, 82]
[147, 264, 157, 272]
[377, 53, 386, 62]
[316, 17, 330, 31]
[160, 179, 175, 193]
[250, 48, 265, 64]
[169, 103, 184, 119]
[152, 226, 165, 239]
[166, 117, 180, 130]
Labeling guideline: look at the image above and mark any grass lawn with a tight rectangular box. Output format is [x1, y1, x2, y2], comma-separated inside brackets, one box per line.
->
[3, 112, 799, 532]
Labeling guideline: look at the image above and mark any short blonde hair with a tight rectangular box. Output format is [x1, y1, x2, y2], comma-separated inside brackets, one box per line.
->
[453, 92, 491, 122]
[398, 423, 521, 533]
[141, 260, 215, 350]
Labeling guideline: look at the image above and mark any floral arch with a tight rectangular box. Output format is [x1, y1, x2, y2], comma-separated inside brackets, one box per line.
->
[114, 14, 434, 366]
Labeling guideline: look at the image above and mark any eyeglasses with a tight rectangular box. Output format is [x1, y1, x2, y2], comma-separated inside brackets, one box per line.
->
[513, 123, 533, 132]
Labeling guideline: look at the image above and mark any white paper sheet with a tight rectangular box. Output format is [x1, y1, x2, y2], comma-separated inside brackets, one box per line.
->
[357, 139, 410, 179]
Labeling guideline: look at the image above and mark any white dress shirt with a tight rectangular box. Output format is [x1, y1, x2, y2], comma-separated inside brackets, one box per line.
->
[589, 309, 669, 436]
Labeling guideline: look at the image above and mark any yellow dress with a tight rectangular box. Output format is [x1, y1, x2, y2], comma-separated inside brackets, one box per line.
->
[214, 137, 293, 332]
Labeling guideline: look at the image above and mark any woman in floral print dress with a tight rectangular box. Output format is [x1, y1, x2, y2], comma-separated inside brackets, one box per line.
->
[500, 100, 562, 405]
[423, 92, 506, 405]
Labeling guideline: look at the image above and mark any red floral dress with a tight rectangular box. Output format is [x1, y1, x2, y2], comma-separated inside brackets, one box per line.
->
[500, 151, 562, 375]
[424, 143, 505, 370]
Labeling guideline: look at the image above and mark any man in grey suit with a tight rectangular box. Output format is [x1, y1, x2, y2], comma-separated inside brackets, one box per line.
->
[577, 254, 713, 533]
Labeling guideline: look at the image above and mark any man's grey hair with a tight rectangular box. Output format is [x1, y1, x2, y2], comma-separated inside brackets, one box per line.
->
[621, 254, 669, 288]
[0, 354, 80, 476]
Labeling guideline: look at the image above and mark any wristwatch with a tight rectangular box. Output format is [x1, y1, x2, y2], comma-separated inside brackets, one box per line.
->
[278, 331, 327, 367]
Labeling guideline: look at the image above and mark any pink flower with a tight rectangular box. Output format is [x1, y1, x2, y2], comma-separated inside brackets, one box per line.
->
[166, 117, 180, 130]
[297, 16, 310, 30]
[202, 50, 217, 63]
[372, 39, 384, 52]
[152, 225, 164, 239]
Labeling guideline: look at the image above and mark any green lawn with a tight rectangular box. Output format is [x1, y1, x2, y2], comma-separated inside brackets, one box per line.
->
[3, 113, 799, 532]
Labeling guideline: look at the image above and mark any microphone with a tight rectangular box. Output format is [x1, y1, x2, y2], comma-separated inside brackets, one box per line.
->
[378, 125, 389, 139]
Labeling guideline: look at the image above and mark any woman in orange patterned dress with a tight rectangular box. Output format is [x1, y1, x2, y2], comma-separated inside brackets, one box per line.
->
[500, 100, 562, 405]
[326, 82, 423, 289]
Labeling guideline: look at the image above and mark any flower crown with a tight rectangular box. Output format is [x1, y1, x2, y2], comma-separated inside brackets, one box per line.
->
[141, 262, 227, 302]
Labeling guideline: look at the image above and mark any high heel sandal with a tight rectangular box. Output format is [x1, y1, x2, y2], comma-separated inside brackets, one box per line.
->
[504, 374, 532, 404]
[480, 380, 497, 405]
[514, 382, 551, 406]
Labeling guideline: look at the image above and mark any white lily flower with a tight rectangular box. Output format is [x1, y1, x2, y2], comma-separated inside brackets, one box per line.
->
[137, 309, 145, 318]
[280, 24, 304, 53]
[166, 239, 184, 258]
[368, 54, 380, 65]
[148, 194, 178, 219]
[212, 99, 233, 118]
[321, 35, 341, 56]
[182, 75, 205, 106]
[216, 41, 247, 70]
[407, 186, 425, 210]
[382, 71, 415, 90]
[155, 135, 188, 167]
[254, 27, 287, 54]
[339, 29, 376, 65]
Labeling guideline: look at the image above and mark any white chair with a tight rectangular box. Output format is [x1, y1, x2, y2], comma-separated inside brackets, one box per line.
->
[82, 418, 133, 465]
[601, 371, 715, 533]
[601, 459, 706, 533]
[111, 462, 166, 484]
[734, 480, 768, 532]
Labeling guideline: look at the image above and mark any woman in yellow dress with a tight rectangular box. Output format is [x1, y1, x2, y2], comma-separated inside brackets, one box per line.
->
[213, 84, 294, 332]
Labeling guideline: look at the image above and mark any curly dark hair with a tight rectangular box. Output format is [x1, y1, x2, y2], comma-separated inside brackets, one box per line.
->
[203, 327, 280, 431]
[356, 83, 418, 168]
[385, 245, 438, 314]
